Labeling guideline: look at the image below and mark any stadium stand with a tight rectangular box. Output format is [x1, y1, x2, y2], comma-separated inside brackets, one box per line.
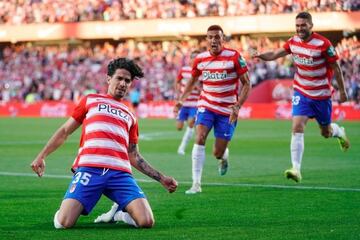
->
[0, 36, 358, 104]
[0, 3, 359, 114]
[0, 0, 358, 24]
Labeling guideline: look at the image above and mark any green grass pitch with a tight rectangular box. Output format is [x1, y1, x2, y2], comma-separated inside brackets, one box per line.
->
[0, 118, 359, 240]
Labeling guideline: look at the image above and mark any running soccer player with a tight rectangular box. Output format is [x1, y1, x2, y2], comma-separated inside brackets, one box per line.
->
[174, 25, 251, 194]
[251, 12, 350, 182]
[175, 50, 201, 155]
[30, 58, 178, 229]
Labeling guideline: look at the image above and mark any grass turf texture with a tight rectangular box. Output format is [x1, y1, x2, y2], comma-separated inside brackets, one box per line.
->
[0, 118, 359, 240]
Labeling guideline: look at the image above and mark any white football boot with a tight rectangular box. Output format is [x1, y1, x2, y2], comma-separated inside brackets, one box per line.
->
[185, 183, 202, 194]
[94, 203, 119, 223]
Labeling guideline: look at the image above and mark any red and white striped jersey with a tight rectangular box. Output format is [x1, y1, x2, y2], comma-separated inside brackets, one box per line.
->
[176, 65, 201, 107]
[283, 32, 338, 99]
[71, 94, 138, 174]
[192, 48, 248, 116]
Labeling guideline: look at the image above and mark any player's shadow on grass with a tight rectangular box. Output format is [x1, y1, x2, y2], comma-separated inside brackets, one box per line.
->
[34, 222, 136, 230]
[77, 222, 135, 230]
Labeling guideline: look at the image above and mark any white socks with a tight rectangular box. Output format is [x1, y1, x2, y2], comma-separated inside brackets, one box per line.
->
[191, 144, 206, 185]
[113, 211, 138, 228]
[178, 127, 194, 152]
[330, 123, 344, 138]
[291, 133, 304, 172]
[222, 148, 229, 161]
[54, 210, 64, 229]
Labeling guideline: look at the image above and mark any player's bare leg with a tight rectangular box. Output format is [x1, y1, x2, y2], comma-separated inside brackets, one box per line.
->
[285, 116, 307, 183]
[54, 199, 83, 229]
[113, 198, 154, 228]
[214, 138, 229, 176]
[176, 121, 184, 131]
[177, 118, 195, 155]
[320, 123, 350, 152]
[185, 124, 210, 194]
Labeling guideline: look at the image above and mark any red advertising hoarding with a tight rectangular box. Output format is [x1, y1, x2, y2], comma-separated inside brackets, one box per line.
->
[1, 101, 359, 121]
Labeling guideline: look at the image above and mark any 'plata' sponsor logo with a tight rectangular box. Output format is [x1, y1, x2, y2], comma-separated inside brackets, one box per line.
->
[293, 55, 314, 65]
[98, 104, 130, 121]
[202, 70, 227, 80]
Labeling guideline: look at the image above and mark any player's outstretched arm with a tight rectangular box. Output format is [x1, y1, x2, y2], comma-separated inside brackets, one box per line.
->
[30, 118, 81, 177]
[128, 143, 178, 193]
[330, 61, 348, 103]
[229, 72, 251, 124]
[250, 48, 288, 61]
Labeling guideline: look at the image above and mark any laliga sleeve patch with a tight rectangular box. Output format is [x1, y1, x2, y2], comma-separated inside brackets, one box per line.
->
[327, 46, 336, 57]
[238, 56, 247, 68]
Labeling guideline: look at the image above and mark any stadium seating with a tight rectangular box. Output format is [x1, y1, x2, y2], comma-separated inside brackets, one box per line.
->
[0, 36, 358, 104]
[0, 0, 358, 24]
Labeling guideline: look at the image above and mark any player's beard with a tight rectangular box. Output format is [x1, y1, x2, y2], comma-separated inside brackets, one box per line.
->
[210, 43, 221, 55]
[297, 30, 311, 41]
[113, 88, 127, 99]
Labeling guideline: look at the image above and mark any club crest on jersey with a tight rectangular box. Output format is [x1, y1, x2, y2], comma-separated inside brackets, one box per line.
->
[98, 104, 130, 121]
[293, 55, 314, 65]
[202, 70, 227, 80]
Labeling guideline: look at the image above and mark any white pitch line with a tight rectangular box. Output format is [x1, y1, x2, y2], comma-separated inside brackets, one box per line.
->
[1, 171, 359, 193]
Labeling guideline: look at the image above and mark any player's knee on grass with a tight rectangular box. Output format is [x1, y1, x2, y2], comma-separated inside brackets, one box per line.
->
[54, 210, 64, 229]
[58, 215, 77, 229]
[136, 215, 154, 228]
[54, 210, 77, 229]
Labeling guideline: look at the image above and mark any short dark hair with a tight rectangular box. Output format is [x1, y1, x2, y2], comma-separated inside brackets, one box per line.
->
[296, 12, 312, 24]
[207, 25, 224, 34]
[107, 58, 144, 80]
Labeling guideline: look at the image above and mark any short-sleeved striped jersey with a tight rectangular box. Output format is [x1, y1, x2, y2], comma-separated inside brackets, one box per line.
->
[192, 48, 248, 116]
[71, 94, 138, 174]
[283, 32, 338, 99]
[176, 66, 201, 107]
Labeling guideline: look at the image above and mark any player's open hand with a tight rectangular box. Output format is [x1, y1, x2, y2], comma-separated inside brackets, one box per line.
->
[229, 104, 240, 124]
[30, 158, 46, 177]
[161, 176, 178, 193]
[339, 91, 348, 103]
[173, 101, 183, 116]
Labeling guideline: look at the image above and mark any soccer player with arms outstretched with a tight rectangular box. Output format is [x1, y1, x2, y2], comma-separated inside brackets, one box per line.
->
[251, 12, 350, 182]
[174, 25, 251, 194]
[175, 50, 201, 155]
[31, 58, 178, 229]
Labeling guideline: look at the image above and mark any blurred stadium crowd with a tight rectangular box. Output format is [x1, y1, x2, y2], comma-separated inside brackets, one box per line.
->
[0, 0, 359, 24]
[0, 36, 359, 104]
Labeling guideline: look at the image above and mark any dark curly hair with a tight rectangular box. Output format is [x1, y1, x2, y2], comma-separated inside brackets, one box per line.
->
[107, 58, 144, 80]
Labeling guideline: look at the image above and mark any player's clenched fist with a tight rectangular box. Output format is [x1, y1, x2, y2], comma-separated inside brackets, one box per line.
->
[31, 158, 46, 177]
[160, 176, 178, 193]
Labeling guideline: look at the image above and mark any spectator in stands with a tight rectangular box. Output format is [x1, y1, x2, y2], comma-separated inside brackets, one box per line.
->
[0, 0, 358, 25]
[0, 36, 358, 104]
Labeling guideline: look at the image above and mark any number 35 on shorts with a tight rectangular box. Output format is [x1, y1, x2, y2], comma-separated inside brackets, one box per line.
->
[72, 172, 92, 186]
[292, 95, 300, 105]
